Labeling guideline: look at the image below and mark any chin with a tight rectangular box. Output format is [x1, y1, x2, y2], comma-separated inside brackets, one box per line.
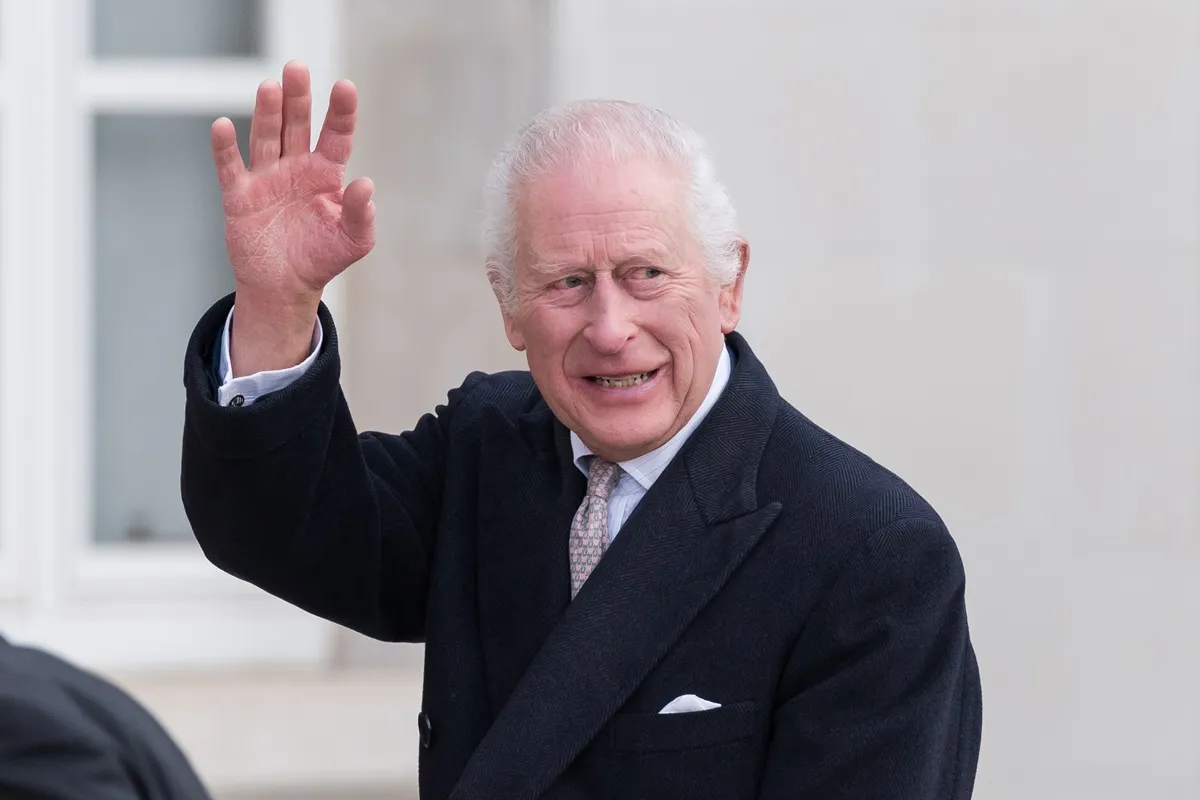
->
[579, 416, 675, 461]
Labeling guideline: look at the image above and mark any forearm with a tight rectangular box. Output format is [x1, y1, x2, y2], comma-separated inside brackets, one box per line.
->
[182, 392, 433, 640]
[182, 295, 462, 641]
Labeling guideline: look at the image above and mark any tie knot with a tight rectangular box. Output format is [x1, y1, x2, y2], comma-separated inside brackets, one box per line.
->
[585, 458, 621, 499]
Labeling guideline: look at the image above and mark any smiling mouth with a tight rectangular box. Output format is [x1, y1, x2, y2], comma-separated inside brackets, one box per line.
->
[587, 369, 659, 388]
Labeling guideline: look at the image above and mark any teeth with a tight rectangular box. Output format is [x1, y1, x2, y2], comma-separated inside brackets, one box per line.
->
[593, 372, 652, 388]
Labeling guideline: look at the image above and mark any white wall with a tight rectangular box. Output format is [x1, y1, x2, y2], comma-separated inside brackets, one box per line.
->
[335, 0, 550, 665]
[548, 1, 1198, 797]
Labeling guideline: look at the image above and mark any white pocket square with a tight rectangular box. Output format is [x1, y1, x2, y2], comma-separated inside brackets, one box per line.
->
[658, 693, 722, 714]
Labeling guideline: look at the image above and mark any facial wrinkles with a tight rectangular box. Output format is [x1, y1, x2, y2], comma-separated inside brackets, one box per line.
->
[531, 189, 679, 253]
[516, 162, 692, 284]
[551, 240, 665, 281]
[495, 155, 742, 463]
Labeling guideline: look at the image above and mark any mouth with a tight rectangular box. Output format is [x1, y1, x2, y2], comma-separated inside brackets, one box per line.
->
[587, 368, 660, 388]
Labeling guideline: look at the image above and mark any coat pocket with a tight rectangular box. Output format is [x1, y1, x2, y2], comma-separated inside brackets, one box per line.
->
[609, 700, 759, 753]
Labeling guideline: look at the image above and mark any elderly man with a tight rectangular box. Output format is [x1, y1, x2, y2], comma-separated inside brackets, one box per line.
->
[181, 62, 982, 799]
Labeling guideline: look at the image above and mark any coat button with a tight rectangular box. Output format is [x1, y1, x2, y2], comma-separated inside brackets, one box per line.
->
[418, 712, 433, 748]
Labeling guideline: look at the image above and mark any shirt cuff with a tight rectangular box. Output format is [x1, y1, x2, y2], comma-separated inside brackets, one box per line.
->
[216, 306, 323, 407]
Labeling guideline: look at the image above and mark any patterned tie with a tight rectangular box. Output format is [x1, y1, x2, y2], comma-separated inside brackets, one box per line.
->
[569, 457, 622, 599]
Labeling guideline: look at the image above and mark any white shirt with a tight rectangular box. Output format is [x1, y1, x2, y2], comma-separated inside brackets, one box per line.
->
[216, 309, 734, 544]
[216, 308, 323, 407]
[570, 345, 732, 543]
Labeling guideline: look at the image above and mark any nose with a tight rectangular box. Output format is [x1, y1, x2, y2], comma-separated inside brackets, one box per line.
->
[582, 275, 636, 355]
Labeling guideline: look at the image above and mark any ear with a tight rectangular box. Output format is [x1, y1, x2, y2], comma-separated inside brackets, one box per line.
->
[718, 239, 750, 334]
[502, 312, 527, 351]
[488, 267, 528, 351]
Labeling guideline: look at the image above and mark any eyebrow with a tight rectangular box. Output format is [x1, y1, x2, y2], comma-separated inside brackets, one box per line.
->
[526, 260, 579, 276]
[616, 254, 666, 267]
[527, 252, 669, 274]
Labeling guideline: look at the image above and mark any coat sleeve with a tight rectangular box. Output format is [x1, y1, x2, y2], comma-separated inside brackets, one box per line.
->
[180, 293, 484, 642]
[757, 516, 983, 799]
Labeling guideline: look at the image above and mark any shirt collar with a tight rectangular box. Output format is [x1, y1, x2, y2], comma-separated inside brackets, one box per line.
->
[570, 344, 733, 491]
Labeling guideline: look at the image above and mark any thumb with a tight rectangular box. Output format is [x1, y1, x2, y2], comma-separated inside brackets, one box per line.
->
[340, 177, 376, 250]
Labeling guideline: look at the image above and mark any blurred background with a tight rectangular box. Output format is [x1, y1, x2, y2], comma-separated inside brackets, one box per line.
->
[0, 0, 1195, 797]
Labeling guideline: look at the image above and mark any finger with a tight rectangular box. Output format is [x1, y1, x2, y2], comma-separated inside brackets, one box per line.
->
[315, 80, 358, 166]
[210, 117, 246, 191]
[280, 60, 312, 157]
[248, 79, 283, 170]
[340, 177, 376, 249]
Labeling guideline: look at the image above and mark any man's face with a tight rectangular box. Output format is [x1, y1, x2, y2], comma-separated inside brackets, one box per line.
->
[500, 156, 747, 462]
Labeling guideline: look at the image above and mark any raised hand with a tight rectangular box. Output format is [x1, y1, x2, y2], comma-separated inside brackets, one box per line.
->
[212, 61, 375, 377]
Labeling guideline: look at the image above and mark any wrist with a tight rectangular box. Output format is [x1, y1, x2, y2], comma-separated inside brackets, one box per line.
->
[229, 285, 322, 378]
[233, 280, 322, 316]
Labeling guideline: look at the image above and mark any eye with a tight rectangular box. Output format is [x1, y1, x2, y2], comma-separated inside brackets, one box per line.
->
[640, 267, 663, 279]
[560, 275, 585, 289]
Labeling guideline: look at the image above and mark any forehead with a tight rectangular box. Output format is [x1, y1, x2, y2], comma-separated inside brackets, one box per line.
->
[515, 157, 693, 267]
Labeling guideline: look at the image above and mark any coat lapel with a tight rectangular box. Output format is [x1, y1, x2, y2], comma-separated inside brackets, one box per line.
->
[453, 333, 782, 800]
[476, 404, 583, 715]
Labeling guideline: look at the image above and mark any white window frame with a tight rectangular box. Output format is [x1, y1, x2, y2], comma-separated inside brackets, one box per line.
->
[0, 0, 348, 672]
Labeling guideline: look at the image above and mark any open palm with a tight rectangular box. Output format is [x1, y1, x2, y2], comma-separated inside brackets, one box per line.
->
[211, 61, 375, 302]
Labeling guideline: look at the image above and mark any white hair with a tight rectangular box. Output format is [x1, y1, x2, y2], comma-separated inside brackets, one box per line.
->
[482, 99, 743, 313]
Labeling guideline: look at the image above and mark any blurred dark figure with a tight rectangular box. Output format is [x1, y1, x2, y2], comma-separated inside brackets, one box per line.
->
[0, 634, 212, 799]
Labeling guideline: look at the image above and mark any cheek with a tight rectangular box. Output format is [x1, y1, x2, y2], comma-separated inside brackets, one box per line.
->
[652, 293, 726, 367]
[522, 311, 576, 364]
[668, 294, 715, 343]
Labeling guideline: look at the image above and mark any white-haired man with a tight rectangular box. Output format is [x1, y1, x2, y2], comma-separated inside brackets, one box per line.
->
[181, 62, 982, 799]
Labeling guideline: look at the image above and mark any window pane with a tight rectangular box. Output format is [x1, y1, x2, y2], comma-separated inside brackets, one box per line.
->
[93, 0, 261, 59]
[92, 113, 245, 543]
